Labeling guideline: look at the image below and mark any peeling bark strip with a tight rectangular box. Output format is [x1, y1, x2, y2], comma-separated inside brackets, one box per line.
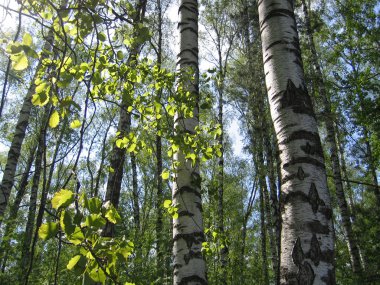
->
[172, 1, 207, 284]
[258, 1, 335, 284]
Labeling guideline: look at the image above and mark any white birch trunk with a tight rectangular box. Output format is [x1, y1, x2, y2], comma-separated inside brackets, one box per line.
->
[172, 1, 207, 284]
[258, 1, 335, 284]
[0, 31, 53, 223]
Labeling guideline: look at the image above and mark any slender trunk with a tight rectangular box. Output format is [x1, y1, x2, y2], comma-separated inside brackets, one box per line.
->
[131, 153, 140, 236]
[335, 126, 356, 220]
[252, 113, 271, 285]
[259, 181, 270, 285]
[258, 1, 335, 284]
[131, 152, 142, 282]
[263, 179, 279, 280]
[216, 51, 227, 285]
[259, 94, 279, 283]
[25, 109, 60, 285]
[0, 143, 37, 267]
[301, 0, 363, 275]
[0, 31, 54, 222]
[239, 179, 258, 284]
[155, 129, 164, 279]
[265, 133, 281, 284]
[172, 1, 207, 284]
[240, 219, 247, 285]
[20, 123, 45, 284]
[362, 126, 380, 208]
[337, 128, 367, 271]
[94, 121, 112, 197]
[103, 0, 147, 237]
[155, 0, 164, 280]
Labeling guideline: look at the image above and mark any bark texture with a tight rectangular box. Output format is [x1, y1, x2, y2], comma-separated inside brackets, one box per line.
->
[258, 1, 335, 284]
[172, 1, 207, 284]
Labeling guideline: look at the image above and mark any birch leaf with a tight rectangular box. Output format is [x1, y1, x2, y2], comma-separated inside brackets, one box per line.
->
[38, 222, 58, 240]
[70, 119, 82, 129]
[161, 170, 170, 180]
[163, 200, 172, 208]
[51, 189, 74, 210]
[11, 53, 28, 71]
[22, 33, 33, 46]
[67, 255, 81, 270]
[31, 92, 49, 106]
[49, 110, 60, 128]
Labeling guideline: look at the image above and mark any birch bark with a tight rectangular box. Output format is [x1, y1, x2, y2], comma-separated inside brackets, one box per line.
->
[172, 1, 207, 284]
[258, 1, 335, 284]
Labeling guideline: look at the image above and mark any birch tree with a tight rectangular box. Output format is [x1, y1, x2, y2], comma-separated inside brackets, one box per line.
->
[172, 0, 207, 284]
[258, 0, 335, 284]
[0, 30, 53, 223]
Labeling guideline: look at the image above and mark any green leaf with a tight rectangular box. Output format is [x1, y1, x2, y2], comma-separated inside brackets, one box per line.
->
[70, 119, 82, 129]
[11, 52, 28, 71]
[116, 137, 128, 149]
[163, 200, 172, 208]
[7, 43, 23, 54]
[73, 212, 83, 225]
[49, 110, 60, 128]
[22, 33, 33, 46]
[31, 92, 49, 106]
[60, 210, 75, 236]
[186, 153, 196, 163]
[85, 197, 102, 214]
[38, 222, 58, 240]
[85, 214, 106, 229]
[127, 143, 136, 153]
[89, 266, 106, 283]
[98, 32, 106, 42]
[161, 170, 170, 180]
[40, 11, 53, 20]
[104, 203, 121, 224]
[117, 50, 123, 60]
[23, 46, 38, 58]
[67, 255, 82, 270]
[51, 189, 74, 210]
[68, 227, 85, 245]
[119, 247, 132, 261]
[35, 82, 49, 94]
